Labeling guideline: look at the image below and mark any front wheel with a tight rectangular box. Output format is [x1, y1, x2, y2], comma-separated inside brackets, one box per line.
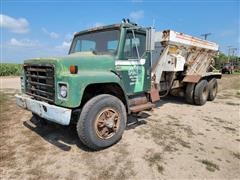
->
[77, 94, 127, 150]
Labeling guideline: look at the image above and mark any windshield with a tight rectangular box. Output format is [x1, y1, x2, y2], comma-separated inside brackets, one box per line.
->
[69, 29, 120, 55]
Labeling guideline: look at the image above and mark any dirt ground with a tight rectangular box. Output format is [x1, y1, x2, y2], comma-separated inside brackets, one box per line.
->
[0, 75, 239, 180]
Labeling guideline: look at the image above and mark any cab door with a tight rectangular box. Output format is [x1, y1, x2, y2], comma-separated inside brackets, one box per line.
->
[116, 29, 151, 95]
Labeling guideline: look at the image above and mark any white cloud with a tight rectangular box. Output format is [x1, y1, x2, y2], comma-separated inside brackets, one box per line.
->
[129, 10, 144, 21]
[9, 38, 38, 47]
[0, 14, 29, 34]
[93, 22, 104, 27]
[85, 23, 104, 29]
[56, 41, 71, 50]
[65, 33, 73, 41]
[219, 30, 235, 37]
[42, 28, 59, 39]
[64, 32, 76, 41]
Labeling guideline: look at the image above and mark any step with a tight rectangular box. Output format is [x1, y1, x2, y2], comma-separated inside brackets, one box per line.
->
[129, 96, 148, 106]
[130, 102, 155, 113]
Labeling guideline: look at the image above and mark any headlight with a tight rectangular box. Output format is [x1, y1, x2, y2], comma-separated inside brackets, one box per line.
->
[60, 85, 68, 98]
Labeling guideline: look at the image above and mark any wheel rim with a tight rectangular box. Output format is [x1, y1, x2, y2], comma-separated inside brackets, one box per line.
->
[94, 108, 120, 139]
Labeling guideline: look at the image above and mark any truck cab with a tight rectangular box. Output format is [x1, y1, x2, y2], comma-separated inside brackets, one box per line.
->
[69, 22, 151, 95]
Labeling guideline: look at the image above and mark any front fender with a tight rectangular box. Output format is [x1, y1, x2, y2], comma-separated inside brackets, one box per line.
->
[54, 71, 126, 108]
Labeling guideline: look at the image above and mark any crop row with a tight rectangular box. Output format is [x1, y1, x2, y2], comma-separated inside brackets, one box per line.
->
[0, 64, 22, 76]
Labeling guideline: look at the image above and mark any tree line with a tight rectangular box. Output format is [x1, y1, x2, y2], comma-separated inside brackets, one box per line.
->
[214, 52, 240, 69]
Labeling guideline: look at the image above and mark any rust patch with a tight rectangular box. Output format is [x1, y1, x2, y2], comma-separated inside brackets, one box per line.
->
[149, 87, 160, 102]
[129, 96, 148, 106]
[183, 75, 201, 83]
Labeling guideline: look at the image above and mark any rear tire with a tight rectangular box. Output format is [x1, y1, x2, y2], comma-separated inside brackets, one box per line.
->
[194, 80, 209, 105]
[208, 78, 218, 101]
[77, 94, 126, 150]
[185, 83, 196, 104]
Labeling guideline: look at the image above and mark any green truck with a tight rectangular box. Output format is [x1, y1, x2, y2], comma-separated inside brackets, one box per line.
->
[16, 19, 221, 150]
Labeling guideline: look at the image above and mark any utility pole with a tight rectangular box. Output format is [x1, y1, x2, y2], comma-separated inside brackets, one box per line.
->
[227, 46, 237, 63]
[227, 46, 238, 73]
[231, 48, 237, 65]
[227, 46, 232, 63]
[200, 33, 212, 40]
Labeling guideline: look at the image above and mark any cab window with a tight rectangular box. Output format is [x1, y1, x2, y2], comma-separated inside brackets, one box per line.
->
[123, 31, 146, 59]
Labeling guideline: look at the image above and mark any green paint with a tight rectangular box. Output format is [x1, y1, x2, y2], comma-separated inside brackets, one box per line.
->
[116, 64, 145, 93]
[134, 66, 145, 92]
[22, 22, 151, 109]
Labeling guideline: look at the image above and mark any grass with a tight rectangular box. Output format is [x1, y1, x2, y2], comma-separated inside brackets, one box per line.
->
[223, 126, 236, 131]
[145, 152, 164, 174]
[167, 115, 178, 120]
[0, 92, 9, 104]
[0, 63, 22, 76]
[146, 153, 162, 166]
[225, 102, 240, 106]
[200, 160, 220, 172]
[176, 138, 191, 148]
[156, 165, 164, 174]
[232, 71, 240, 75]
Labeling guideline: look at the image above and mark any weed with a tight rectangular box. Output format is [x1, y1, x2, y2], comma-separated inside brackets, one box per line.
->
[223, 126, 236, 131]
[214, 146, 222, 150]
[145, 152, 164, 174]
[167, 115, 178, 120]
[200, 160, 219, 172]
[176, 138, 191, 148]
[232, 152, 240, 160]
[157, 164, 164, 174]
[225, 102, 240, 106]
[197, 132, 205, 136]
[145, 153, 162, 166]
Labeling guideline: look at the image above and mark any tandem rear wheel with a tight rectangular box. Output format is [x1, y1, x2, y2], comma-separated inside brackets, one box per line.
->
[185, 78, 218, 105]
[76, 94, 127, 150]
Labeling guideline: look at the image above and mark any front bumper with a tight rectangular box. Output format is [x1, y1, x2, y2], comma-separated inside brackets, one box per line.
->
[15, 94, 72, 125]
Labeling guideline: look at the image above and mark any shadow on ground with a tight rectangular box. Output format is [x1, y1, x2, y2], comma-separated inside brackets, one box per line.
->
[23, 113, 150, 152]
[23, 95, 188, 152]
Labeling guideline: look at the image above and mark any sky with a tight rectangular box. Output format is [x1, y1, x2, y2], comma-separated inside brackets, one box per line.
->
[0, 0, 239, 63]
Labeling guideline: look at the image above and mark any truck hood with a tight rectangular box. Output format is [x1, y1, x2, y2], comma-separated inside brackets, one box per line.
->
[24, 52, 115, 74]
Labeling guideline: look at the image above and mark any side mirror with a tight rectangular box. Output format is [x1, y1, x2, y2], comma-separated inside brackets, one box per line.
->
[146, 27, 155, 51]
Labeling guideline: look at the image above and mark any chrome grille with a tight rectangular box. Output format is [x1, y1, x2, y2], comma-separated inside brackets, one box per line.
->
[24, 64, 55, 103]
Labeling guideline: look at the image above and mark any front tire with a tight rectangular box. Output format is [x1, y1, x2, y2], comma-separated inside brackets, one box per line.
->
[194, 80, 209, 105]
[77, 94, 127, 150]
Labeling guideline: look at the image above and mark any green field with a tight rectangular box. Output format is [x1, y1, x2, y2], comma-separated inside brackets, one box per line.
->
[0, 63, 22, 76]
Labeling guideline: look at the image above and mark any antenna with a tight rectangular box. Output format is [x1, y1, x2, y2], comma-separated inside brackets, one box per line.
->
[200, 33, 212, 40]
[152, 19, 155, 28]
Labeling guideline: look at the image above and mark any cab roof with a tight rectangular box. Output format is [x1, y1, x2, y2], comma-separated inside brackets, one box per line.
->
[74, 22, 145, 37]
